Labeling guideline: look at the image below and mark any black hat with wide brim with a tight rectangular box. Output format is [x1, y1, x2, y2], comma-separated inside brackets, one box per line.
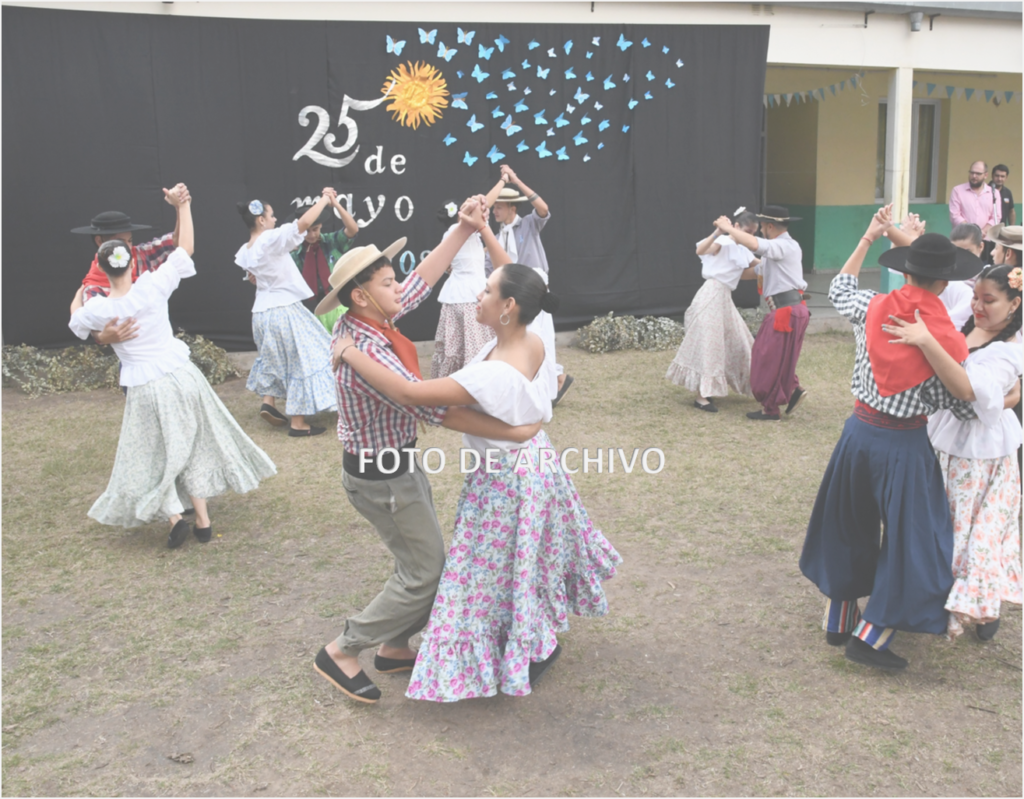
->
[71, 211, 152, 235]
[878, 232, 982, 281]
[755, 204, 802, 223]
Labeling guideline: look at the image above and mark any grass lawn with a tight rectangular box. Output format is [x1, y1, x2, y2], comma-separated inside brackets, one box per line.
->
[3, 332, 1021, 796]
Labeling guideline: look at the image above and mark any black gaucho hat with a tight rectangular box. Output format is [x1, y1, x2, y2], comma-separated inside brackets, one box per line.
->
[70, 211, 152, 236]
[756, 204, 802, 223]
[878, 233, 982, 282]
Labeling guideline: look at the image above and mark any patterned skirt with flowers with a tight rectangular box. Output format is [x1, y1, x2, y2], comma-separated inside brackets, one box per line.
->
[939, 450, 1023, 639]
[430, 302, 496, 379]
[406, 430, 622, 702]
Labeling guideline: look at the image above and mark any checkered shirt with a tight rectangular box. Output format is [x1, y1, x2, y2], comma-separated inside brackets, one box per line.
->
[829, 273, 975, 420]
[331, 272, 447, 455]
[82, 233, 177, 302]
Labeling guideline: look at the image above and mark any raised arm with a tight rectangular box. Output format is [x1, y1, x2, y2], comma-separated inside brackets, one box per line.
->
[715, 216, 758, 253]
[502, 165, 548, 218]
[695, 228, 723, 256]
[480, 215, 512, 269]
[484, 175, 507, 208]
[841, 206, 891, 277]
[881, 310, 975, 401]
[297, 188, 335, 234]
[331, 195, 359, 238]
[414, 197, 486, 288]
[163, 184, 193, 256]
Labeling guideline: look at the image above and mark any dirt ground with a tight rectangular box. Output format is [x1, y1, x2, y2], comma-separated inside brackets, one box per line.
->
[2, 334, 1021, 796]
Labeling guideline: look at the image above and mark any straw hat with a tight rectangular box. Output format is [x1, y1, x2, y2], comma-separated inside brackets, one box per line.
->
[755, 204, 802, 223]
[314, 238, 407, 316]
[495, 187, 529, 203]
[986, 223, 1024, 251]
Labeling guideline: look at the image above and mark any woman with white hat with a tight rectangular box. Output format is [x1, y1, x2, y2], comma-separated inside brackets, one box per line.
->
[235, 188, 338, 436]
[69, 187, 277, 549]
[987, 223, 1023, 269]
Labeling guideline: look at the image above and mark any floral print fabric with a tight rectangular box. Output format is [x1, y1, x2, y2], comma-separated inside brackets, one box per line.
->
[406, 430, 621, 702]
[430, 302, 496, 379]
[938, 451, 1023, 639]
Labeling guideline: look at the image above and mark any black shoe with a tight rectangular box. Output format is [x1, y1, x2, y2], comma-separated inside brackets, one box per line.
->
[528, 644, 562, 687]
[193, 525, 212, 543]
[288, 426, 326, 437]
[374, 652, 417, 674]
[694, 400, 719, 413]
[844, 637, 908, 671]
[260, 403, 289, 427]
[746, 410, 781, 421]
[785, 387, 808, 415]
[182, 507, 196, 517]
[314, 648, 381, 703]
[826, 631, 852, 646]
[977, 619, 1000, 641]
[552, 375, 574, 408]
[167, 519, 191, 549]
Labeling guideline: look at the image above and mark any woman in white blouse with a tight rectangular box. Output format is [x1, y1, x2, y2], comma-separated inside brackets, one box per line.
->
[888, 264, 1022, 641]
[70, 188, 277, 549]
[430, 201, 496, 378]
[235, 189, 338, 436]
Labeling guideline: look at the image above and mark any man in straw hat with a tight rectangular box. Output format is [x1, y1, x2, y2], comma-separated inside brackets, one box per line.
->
[69, 185, 191, 344]
[483, 164, 574, 407]
[312, 196, 543, 704]
[715, 205, 809, 421]
[800, 206, 984, 671]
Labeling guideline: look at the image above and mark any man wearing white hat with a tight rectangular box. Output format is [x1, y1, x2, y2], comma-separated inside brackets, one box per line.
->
[312, 197, 542, 704]
[483, 165, 573, 407]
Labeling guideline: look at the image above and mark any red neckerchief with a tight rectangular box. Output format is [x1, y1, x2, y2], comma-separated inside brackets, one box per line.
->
[301, 244, 330, 296]
[864, 284, 969, 397]
[81, 245, 140, 290]
[347, 311, 422, 379]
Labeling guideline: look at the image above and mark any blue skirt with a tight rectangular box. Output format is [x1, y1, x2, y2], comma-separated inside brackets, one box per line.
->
[247, 301, 337, 416]
[800, 411, 954, 634]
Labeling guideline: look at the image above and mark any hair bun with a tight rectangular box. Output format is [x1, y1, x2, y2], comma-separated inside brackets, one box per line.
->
[236, 201, 249, 218]
[540, 290, 561, 314]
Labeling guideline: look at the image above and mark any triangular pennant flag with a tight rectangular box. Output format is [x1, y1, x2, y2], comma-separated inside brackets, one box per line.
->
[1006, 91, 1015, 103]
[829, 84, 837, 96]
[785, 93, 793, 106]
[841, 80, 847, 91]
[985, 90, 994, 102]
[965, 88, 974, 101]
[926, 83, 936, 96]
[763, 94, 769, 107]
[946, 85, 955, 98]
[774, 93, 781, 106]
[768, 94, 775, 107]
[1014, 92, 1021, 102]
[955, 87, 964, 99]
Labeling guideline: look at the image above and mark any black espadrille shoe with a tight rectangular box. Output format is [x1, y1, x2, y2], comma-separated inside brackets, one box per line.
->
[374, 652, 417, 674]
[314, 648, 381, 703]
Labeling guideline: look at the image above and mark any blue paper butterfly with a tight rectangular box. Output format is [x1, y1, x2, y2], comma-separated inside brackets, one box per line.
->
[386, 35, 406, 56]
[554, 112, 569, 128]
[598, 142, 605, 150]
[662, 45, 670, 54]
[617, 33, 632, 51]
[628, 99, 638, 109]
[485, 92, 498, 100]
[522, 59, 531, 69]
[451, 92, 468, 110]
[419, 28, 437, 44]
[528, 40, 540, 50]
[565, 67, 576, 79]
[466, 114, 484, 132]
[592, 36, 601, 46]
[644, 91, 653, 100]
[491, 106, 504, 119]
[546, 127, 555, 136]
[478, 44, 494, 60]
[516, 139, 529, 152]
[534, 109, 547, 125]
[556, 146, 569, 161]
[486, 144, 505, 164]
[537, 142, 553, 158]
[594, 101, 603, 110]
[494, 34, 510, 52]
[443, 133, 457, 146]
[457, 70, 464, 79]
[676, 59, 684, 68]
[537, 65, 550, 79]
[622, 125, 630, 133]
[586, 51, 593, 59]
[502, 68, 516, 80]
[463, 151, 478, 166]
[585, 72, 595, 82]
[502, 115, 522, 136]
[438, 43, 457, 62]
[523, 87, 532, 95]
[458, 27, 476, 45]
[603, 75, 616, 90]
[574, 87, 590, 104]
[573, 131, 588, 146]
[507, 82, 516, 91]
[514, 98, 529, 113]
[665, 78, 675, 88]
[583, 153, 591, 162]
[565, 104, 576, 114]
[624, 73, 631, 82]
[598, 119, 610, 131]
[646, 70, 655, 81]
[580, 114, 592, 125]
[472, 64, 490, 82]
[564, 39, 573, 55]
[642, 37, 651, 47]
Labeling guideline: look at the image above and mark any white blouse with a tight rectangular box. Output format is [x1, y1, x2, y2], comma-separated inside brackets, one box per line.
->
[939, 281, 974, 332]
[449, 338, 553, 455]
[69, 248, 195, 387]
[928, 337, 1023, 459]
[235, 222, 311, 313]
[437, 223, 487, 305]
[699, 238, 755, 291]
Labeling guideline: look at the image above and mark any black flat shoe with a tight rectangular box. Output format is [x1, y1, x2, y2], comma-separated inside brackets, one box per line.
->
[826, 631, 852, 646]
[844, 637, 908, 671]
[314, 648, 381, 703]
[785, 387, 808, 415]
[193, 525, 212, 543]
[693, 400, 718, 413]
[746, 410, 781, 421]
[288, 426, 326, 437]
[552, 375, 574, 408]
[374, 653, 417, 673]
[182, 507, 196, 516]
[260, 403, 288, 427]
[167, 519, 191, 549]
[529, 644, 562, 687]
[977, 619, 1000, 641]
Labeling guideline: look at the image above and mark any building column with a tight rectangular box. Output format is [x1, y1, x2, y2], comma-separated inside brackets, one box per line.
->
[880, 66, 915, 292]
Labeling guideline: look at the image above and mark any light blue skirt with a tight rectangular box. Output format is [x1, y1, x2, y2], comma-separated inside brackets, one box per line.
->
[247, 301, 338, 416]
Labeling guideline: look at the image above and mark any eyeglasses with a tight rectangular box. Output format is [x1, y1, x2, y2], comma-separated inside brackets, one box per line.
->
[968, 171, 986, 176]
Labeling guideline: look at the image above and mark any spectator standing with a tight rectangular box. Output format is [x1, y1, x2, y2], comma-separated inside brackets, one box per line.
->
[991, 164, 1016, 227]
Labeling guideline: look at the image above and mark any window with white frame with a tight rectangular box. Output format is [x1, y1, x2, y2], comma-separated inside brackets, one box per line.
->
[875, 99, 941, 203]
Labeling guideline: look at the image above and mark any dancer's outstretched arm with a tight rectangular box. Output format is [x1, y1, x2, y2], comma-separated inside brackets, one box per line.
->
[296, 189, 335, 233]
[443, 406, 541, 442]
[415, 197, 486, 288]
[501, 165, 548, 217]
[695, 228, 723, 256]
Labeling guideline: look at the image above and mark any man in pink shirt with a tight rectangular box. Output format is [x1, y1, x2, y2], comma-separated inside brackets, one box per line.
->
[949, 161, 1000, 234]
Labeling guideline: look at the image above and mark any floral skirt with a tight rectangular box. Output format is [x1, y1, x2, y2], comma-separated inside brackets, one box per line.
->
[247, 301, 337, 416]
[406, 430, 622, 702]
[666, 278, 754, 398]
[430, 302, 496, 379]
[938, 450, 1023, 639]
[89, 362, 278, 528]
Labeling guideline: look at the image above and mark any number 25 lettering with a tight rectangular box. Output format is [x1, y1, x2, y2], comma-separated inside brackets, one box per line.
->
[293, 81, 396, 168]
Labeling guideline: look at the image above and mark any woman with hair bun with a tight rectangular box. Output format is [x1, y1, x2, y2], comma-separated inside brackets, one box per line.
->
[69, 187, 277, 549]
[430, 199, 495, 377]
[235, 188, 338, 436]
[334, 261, 621, 702]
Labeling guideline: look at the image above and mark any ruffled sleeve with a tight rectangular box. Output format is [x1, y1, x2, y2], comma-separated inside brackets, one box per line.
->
[69, 300, 106, 340]
[966, 342, 1023, 428]
[144, 248, 195, 302]
[449, 361, 548, 425]
[235, 223, 304, 270]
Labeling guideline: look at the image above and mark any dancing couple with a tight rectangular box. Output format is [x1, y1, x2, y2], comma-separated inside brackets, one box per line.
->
[313, 195, 621, 703]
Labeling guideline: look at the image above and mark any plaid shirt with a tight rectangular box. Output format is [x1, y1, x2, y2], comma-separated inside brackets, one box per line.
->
[82, 233, 177, 303]
[830, 273, 975, 420]
[331, 272, 447, 455]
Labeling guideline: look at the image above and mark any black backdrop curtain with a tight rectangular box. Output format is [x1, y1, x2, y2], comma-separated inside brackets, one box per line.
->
[2, 6, 768, 349]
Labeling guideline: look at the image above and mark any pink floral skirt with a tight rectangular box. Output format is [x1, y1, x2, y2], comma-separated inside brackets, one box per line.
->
[406, 431, 622, 702]
[431, 302, 495, 379]
[938, 450, 1022, 639]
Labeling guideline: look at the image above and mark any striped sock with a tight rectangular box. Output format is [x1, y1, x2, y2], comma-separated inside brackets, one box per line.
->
[822, 598, 861, 633]
[852, 619, 895, 650]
